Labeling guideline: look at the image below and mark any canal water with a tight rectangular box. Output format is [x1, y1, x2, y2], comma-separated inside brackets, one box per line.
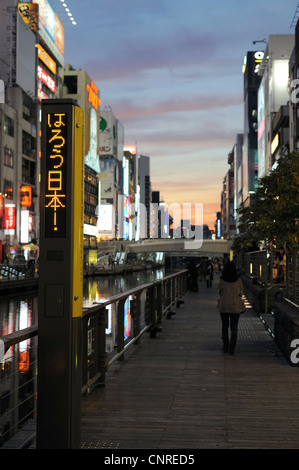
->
[0, 267, 167, 337]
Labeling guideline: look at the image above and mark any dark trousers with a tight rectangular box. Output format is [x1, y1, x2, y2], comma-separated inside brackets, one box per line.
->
[220, 313, 240, 352]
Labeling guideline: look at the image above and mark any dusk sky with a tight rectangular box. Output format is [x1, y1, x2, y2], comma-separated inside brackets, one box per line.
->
[53, 0, 297, 228]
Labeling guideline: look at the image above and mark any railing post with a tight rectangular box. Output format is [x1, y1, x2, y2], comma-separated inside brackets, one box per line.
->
[131, 293, 141, 344]
[156, 283, 163, 324]
[117, 299, 125, 361]
[97, 308, 108, 385]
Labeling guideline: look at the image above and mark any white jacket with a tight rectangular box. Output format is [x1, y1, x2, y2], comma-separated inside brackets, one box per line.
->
[218, 278, 245, 314]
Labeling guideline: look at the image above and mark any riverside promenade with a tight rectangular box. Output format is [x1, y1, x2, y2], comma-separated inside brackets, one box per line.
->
[80, 274, 299, 450]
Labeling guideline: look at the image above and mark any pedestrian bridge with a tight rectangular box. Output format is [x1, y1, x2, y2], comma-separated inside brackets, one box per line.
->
[101, 238, 233, 259]
[79, 277, 299, 449]
[2, 269, 299, 450]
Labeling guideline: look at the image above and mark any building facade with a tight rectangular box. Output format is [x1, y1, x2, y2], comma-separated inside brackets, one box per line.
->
[59, 64, 101, 264]
[0, 0, 64, 261]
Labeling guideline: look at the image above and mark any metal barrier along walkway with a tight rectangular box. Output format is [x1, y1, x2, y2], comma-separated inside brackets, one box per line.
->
[80, 274, 299, 450]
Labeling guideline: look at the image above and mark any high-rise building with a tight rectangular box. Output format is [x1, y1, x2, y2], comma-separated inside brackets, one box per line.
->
[233, 134, 243, 233]
[138, 155, 151, 239]
[99, 108, 124, 239]
[257, 35, 294, 178]
[59, 64, 101, 264]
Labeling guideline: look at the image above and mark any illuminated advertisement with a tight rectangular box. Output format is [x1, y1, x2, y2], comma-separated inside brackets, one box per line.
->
[123, 156, 129, 196]
[36, 44, 56, 74]
[4, 204, 16, 235]
[99, 111, 114, 155]
[29, 214, 33, 232]
[18, 3, 38, 31]
[97, 204, 113, 231]
[85, 108, 100, 173]
[258, 77, 266, 178]
[38, 65, 56, 93]
[217, 219, 221, 238]
[55, 13, 64, 56]
[45, 112, 67, 237]
[20, 210, 29, 244]
[86, 81, 101, 110]
[100, 157, 114, 197]
[45, 0, 55, 43]
[33, 0, 64, 61]
[20, 185, 32, 207]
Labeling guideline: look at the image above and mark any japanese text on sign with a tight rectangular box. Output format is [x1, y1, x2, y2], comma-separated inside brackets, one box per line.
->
[45, 113, 67, 237]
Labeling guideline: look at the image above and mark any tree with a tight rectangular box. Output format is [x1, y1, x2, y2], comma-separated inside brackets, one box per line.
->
[237, 151, 299, 251]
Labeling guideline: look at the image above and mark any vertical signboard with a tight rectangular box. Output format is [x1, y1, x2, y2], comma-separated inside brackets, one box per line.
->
[37, 99, 84, 448]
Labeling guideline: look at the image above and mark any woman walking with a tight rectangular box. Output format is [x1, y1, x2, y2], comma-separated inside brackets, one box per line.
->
[217, 261, 245, 354]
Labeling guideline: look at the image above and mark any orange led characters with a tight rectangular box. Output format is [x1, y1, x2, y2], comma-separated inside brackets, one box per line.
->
[86, 81, 101, 110]
[45, 113, 67, 233]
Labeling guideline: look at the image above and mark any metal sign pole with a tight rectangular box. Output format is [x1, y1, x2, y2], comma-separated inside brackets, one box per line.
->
[37, 99, 84, 449]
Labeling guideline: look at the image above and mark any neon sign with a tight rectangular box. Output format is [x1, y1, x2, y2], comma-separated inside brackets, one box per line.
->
[38, 65, 56, 93]
[86, 81, 101, 110]
[4, 204, 16, 235]
[45, 113, 67, 237]
[20, 185, 32, 206]
[36, 44, 57, 75]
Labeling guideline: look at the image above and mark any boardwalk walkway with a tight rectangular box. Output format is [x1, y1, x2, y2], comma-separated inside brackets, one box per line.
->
[80, 274, 299, 450]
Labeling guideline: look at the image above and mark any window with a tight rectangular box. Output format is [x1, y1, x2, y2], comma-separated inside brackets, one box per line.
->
[3, 179, 13, 199]
[4, 115, 14, 137]
[4, 146, 14, 168]
[22, 130, 36, 158]
[63, 75, 78, 94]
[22, 158, 36, 185]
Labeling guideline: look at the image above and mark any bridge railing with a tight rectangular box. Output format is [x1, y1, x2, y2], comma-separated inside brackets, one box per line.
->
[81, 269, 188, 394]
[0, 268, 188, 447]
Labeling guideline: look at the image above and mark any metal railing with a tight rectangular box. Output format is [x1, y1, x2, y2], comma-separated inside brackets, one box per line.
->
[0, 325, 38, 447]
[81, 269, 188, 394]
[0, 269, 188, 447]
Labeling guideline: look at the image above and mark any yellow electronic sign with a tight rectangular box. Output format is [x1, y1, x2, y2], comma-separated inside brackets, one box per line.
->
[36, 44, 57, 75]
[42, 100, 84, 318]
[45, 112, 67, 237]
[72, 105, 84, 318]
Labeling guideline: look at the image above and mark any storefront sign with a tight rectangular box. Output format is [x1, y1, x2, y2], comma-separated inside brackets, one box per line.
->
[20, 185, 32, 207]
[38, 65, 56, 93]
[86, 81, 101, 110]
[4, 204, 16, 235]
[36, 44, 57, 74]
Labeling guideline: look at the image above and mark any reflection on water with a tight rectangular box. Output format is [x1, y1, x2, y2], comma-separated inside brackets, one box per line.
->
[0, 268, 166, 337]
[0, 295, 38, 338]
[83, 268, 166, 306]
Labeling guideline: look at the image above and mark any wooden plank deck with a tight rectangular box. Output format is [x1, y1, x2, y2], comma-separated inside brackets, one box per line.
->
[80, 275, 299, 450]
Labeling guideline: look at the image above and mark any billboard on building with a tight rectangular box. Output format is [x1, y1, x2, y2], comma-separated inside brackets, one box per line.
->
[258, 77, 266, 178]
[18, 3, 38, 31]
[33, 0, 64, 64]
[100, 158, 114, 200]
[99, 110, 115, 156]
[85, 107, 100, 173]
[16, 13, 36, 96]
